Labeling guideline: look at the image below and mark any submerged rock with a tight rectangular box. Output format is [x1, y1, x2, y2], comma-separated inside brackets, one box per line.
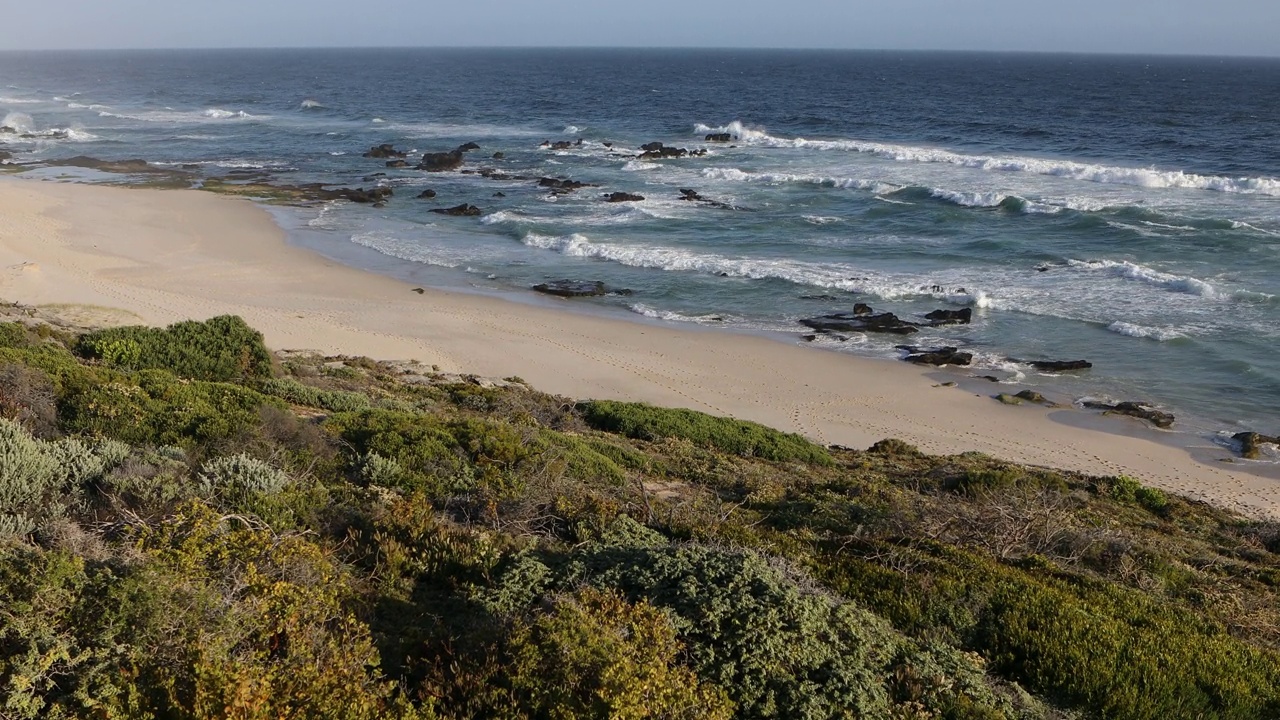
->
[363, 143, 406, 159]
[705, 132, 733, 142]
[385, 159, 409, 168]
[46, 156, 181, 175]
[336, 186, 393, 204]
[430, 203, 481, 217]
[418, 150, 465, 172]
[532, 280, 632, 298]
[897, 346, 973, 366]
[417, 189, 437, 199]
[1233, 431, 1280, 460]
[539, 177, 593, 192]
[638, 142, 706, 160]
[1083, 400, 1175, 428]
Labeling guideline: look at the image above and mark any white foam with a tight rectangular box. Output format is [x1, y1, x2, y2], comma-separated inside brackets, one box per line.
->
[1232, 221, 1280, 237]
[622, 160, 660, 172]
[300, 99, 324, 109]
[1, 111, 34, 132]
[929, 188, 1014, 208]
[694, 121, 1280, 197]
[372, 117, 386, 123]
[480, 210, 521, 225]
[520, 232, 991, 305]
[701, 167, 898, 194]
[1106, 321, 1186, 341]
[629, 303, 729, 324]
[202, 108, 255, 120]
[1067, 259, 1217, 297]
[563, 125, 582, 134]
[803, 215, 842, 225]
[350, 232, 461, 268]
[0, 97, 42, 105]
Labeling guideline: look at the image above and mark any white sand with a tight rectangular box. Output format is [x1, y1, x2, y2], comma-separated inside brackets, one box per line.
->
[2, 177, 1276, 517]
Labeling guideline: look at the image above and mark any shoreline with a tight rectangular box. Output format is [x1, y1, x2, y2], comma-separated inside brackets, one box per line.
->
[2, 175, 1279, 517]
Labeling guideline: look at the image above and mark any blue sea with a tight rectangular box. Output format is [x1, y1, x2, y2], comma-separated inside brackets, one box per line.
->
[2, 48, 1279, 451]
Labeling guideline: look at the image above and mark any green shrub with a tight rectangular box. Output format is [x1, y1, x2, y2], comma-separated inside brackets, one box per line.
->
[0, 322, 28, 349]
[0, 363, 58, 438]
[0, 513, 35, 540]
[59, 369, 274, 446]
[43, 436, 131, 489]
[76, 315, 272, 382]
[578, 401, 831, 465]
[359, 452, 405, 487]
[1110, 475, 1169, 512]
[262, 377, 371, 413]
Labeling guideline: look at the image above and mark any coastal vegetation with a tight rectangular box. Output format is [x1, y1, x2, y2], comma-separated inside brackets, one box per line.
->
[2, 313, 1280, 719]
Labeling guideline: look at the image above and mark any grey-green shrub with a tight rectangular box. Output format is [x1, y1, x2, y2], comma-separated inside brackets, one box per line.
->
[42, 437, 132, 489]
[0, 513, 36, 540]
[358, 452, 404, 487]
[0, 419, 57, 513]
[198, 454, 291, 500]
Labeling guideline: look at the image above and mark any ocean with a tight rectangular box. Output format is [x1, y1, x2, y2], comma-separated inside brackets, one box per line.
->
[2, 48, 1278, 452]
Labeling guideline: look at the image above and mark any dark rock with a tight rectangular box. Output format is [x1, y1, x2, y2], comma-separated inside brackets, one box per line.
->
[180, 163, 200, 170]
[538, 177, 593, 192]
[362, 173, 387, 181]
[800, 312, 920, 335]
[0, 126, 15, 134]
[493, 191, 506, 197]
[418, 149, 464, 172]
[429, 204, 482, 217]
[996, 394, 1024, 405]
[1083, 401, 1175, 429]
[1015, 390, 1047, 404]
[363, 144, 406, 159]
[334, 186, 393, 204]
[852, 303, 874, 316]
[385, 159, 409, 168]
[492, 152, 505, 159]
[604, 192, 645, 202]
[417, 189, 437, 199]
[372, 202, 386, 208]
[602, 142, 614, 148]
[897, 345, 973, 366]
[550, 141, 573, 150]
[705, 132, 733, 142]
[457, 142, 481, 152]
[924, 308, 973, 326]
[638, 142, 699, 160]
[411, 288, 425, 294]
[678, 188, 705, 201]
[45, 156, 178, 175]
[1234, 432, 1280, 460]
[800, 294, 838, 301]
[532, 280, 612, 298]
[1012, 359, 1093, 372]
[977, 375, 1001, 382]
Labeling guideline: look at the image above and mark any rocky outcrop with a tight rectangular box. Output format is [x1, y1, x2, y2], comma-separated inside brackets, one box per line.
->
[532, 280, 633, 298]
[897, 346, 973, 366]
[417, 189, 437, 199]
[539, 177, 594, 193]
[604, 192, 644, 202]
[705, 133, 733, 142]
[429, 204, 481, 217]
[801, 312, 920, 335]
[334, 186, 393, 204]
[1233, 432, 1280, 460]
[1014, 359, 1093, 372]
[385, 159, 409, 168]
[417, 143, 481, 172]
[638, 142, 706, 160]
[1083, 401, 1175, 428]
[46, 156, 181, 175]
[677, 188, 735, 210]
[924, 308, 973, 325]
[363, 144, 406, 159]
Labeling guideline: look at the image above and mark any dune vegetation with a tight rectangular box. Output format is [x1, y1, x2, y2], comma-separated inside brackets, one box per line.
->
[2, 314, 1280, 719]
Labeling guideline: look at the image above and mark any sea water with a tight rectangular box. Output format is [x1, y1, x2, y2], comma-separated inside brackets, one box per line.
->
[2, 48, 1278, 448]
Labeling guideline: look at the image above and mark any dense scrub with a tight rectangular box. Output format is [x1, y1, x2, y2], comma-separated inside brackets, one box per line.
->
[2, 315, 1280, 718]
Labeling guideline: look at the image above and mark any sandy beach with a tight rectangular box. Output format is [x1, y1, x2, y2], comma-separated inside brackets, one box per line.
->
[1, 177, 1276, 517]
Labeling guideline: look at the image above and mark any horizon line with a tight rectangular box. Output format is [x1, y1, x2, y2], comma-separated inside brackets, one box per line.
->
[1, 45, 1278, 61]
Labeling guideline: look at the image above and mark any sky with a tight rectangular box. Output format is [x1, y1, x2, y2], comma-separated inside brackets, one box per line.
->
[1, 0, 1278, 57]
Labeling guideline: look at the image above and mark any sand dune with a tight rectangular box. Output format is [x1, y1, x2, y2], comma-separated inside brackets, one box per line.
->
[2, 177, 1276, 517]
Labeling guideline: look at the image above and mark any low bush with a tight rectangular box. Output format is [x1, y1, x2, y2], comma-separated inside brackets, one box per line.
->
[261, 377, 371, 413]
[0, 363, 58, 438]
[76, 315, 272, 382]
[198, 453, 291, 501]
[578, 401, 832, 465]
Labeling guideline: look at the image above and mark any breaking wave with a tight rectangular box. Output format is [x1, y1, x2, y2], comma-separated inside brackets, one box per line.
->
[695, 121, 1280, 196]
[1106, 322, 1187, 341]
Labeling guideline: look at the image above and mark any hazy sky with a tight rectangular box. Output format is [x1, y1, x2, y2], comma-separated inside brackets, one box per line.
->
[2, 0, 1278, 57]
